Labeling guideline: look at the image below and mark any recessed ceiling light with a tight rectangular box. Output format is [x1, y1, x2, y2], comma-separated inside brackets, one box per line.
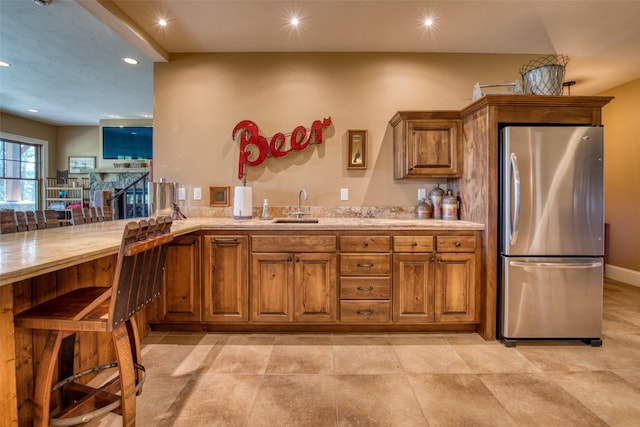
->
[33, 0, 52, 6]
[158, 18, 167, 27]
[27, 108, 39, 113]
[424, 18, 434, 27]
[0, 61, 10, 67]
[291, 17, 300, 26]
[123, 57, 139, 65]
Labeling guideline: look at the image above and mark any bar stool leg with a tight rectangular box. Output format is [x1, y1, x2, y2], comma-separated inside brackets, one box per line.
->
[33, 331, 67, 427]
[125, 317, 144, 395]
[112, 325, 136, 427]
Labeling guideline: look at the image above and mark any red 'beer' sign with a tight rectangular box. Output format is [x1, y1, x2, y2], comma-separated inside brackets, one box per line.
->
[233, 117, 332, 180]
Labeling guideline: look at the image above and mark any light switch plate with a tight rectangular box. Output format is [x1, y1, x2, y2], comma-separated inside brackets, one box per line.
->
[418, 188, 426, 201]
[340, 188, 349, 201]
[178, 187, 186, 201]
[193, 187, 202, 200]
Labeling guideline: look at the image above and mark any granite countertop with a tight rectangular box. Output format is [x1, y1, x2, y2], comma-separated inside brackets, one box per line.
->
[0, 217, 483, 286]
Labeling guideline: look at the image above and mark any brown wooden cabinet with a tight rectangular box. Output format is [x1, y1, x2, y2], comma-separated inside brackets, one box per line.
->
[393, 234, 479, 323]
[251, 235, 337, 323]
[202, 235, 249, 322]
[390, 111, 462, 179]
[148, 234, 201, 323]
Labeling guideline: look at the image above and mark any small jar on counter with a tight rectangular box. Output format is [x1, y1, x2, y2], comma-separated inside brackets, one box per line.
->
[442, 190, 458, 221]
[415, 198, 432, 219]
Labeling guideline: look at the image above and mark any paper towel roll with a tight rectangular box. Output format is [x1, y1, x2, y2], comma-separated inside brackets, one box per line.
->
[233, 186, 253, 219]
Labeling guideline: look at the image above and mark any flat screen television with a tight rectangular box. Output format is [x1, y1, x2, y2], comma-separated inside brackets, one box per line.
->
[102, 126, 153, 159]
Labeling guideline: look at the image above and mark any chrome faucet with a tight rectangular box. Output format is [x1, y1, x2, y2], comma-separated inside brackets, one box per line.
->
[296, 188, 308, 218]
[289, 188, 309, 218]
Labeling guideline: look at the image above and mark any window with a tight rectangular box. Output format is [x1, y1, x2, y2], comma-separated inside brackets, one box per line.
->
[0, 138, 41, 211]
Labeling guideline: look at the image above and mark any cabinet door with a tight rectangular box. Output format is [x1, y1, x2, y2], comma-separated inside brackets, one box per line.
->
[404, 120, 462, 178]
[434, 252, 477, 322]
[203, 235, 248, 322]
[251, 253, 293, 322]
[293, 253, 337, 322]
[158, 234, 201, 322]
[393, 254, 435, 323]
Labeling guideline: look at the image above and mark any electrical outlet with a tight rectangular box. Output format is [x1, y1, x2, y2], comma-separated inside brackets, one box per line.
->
[340, 188, 349, 201]
[178, 187, 186, 201]
[193, 187, 202, 200]
[418, 188, 426, 201]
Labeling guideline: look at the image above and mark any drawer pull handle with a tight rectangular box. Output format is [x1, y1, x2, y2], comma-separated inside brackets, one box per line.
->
[357, 263, 374, 268]
[362, 241, 369, 248]
[356, 286, 374, 291]
[356, 309, 374, 316]
[214, 237, 237, 243]
[455, 241, 462, 247]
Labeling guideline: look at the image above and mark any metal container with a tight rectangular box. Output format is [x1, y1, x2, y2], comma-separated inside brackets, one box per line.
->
[148, 180, 176, 217]
[522, 64, 565, 95]
[415, 198, 432, 219]
[442, 190, 458, 220]
[428, 184, 445, 219]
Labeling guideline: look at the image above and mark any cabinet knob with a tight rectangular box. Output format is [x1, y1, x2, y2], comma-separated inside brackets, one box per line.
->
[430, 256, 435, 262]
[287, 257, 293, 262]
[295, 257, 300, 263]
[411, 242, 418, 247]
[362, 241, 369, 248]
[438, 257, 443, 263]
[455, 241, 462, 247]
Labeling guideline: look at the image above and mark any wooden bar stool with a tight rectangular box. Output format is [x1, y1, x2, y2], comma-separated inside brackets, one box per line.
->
[15, 217, 173, 426]
[70, 207, 85, 225]
[44, 209, 61, 228]
[0, 210, 17, 234]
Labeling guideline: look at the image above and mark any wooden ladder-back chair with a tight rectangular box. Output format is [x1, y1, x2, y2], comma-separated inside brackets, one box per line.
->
[26, 211, 38, 230]
[15, 217, 174, 426]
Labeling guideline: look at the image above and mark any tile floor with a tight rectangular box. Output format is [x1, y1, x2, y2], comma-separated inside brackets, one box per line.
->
[88, 279, 640, 426]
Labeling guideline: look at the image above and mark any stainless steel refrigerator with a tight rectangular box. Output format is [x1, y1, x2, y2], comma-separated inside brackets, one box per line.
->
[499, 125, 604, 346]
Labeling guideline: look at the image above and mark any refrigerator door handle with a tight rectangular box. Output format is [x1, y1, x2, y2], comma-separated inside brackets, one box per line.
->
[510, 153, 520, 246]
[510, 261, 603, 269]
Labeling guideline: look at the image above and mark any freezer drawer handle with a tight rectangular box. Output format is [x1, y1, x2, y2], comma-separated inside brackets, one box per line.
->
[510, 261, 603, 269]
[510, 152, 520, 246]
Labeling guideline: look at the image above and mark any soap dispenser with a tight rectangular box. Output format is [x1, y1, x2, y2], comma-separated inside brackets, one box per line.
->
[260, 198, 271, 220]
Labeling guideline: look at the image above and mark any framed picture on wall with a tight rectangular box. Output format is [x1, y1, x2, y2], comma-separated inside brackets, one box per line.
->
[210, 186, 230, 207]
[68, 156, 96, 174]
[347, 130, 367, 169]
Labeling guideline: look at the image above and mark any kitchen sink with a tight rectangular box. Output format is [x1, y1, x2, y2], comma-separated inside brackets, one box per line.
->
[272, 218, 319, 224]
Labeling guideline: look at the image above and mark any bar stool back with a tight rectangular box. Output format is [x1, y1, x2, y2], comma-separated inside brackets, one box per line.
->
[15, 217, 173, 426]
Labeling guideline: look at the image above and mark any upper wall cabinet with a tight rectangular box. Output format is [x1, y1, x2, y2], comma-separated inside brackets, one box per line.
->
[390, 111, 462, 179]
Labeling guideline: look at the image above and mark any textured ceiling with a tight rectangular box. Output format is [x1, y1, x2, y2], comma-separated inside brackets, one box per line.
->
[1, 0, 639, 126]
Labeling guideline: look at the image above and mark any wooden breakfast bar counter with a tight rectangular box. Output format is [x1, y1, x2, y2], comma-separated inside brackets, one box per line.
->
[1, 217, 484, 425]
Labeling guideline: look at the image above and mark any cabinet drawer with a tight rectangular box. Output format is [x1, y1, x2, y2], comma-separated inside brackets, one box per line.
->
[340, 254, 391, 275]
[340, 301, 391, 323]
[340, 236, 390, 252]
[340, 277, 391, 300]
[436, 236, 477, 253]
[393, 236, 434, 253]
[252, 235, 336, 252]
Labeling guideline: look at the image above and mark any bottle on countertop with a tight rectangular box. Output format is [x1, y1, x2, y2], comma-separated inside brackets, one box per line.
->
[260, 198, 271, 220]
[428, 183, 445, 219]
[442, 190, 458, 221]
